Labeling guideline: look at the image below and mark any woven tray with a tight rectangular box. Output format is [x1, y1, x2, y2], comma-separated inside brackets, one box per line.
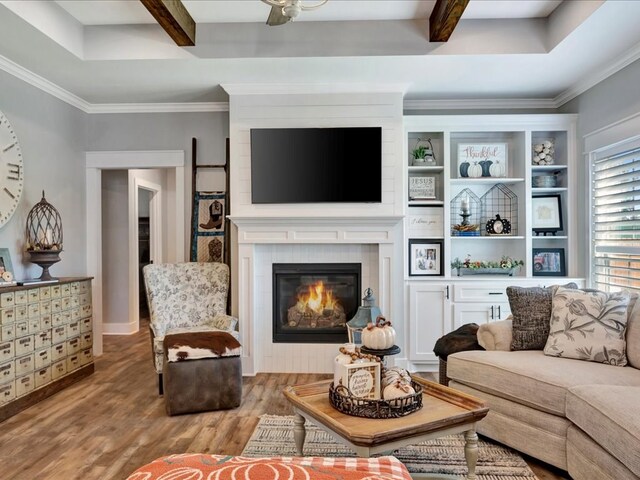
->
[329, 381, 423, 419]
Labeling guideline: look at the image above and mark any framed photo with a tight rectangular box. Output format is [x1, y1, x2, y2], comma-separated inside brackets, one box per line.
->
[532, 194, 563, 234]
[408, 239, 443, 276]
[409, 176, 436, 200]
[457, 143, 508, 178]
[407, 207, 444, 237]
[533, 248, 566, 276]
[0, 248, 15, 285]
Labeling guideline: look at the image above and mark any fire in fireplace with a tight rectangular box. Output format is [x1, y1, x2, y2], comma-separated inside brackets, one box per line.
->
[272, 263, 361, 343]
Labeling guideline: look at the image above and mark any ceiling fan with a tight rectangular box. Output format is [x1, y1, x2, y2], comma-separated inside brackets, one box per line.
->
[261, 0, 329, 26]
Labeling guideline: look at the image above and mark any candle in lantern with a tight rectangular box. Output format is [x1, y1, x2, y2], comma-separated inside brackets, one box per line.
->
[461, 195, 470, 212]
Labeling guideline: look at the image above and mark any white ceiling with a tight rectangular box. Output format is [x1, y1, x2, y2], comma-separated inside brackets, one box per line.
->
[0, 0, 638, 108]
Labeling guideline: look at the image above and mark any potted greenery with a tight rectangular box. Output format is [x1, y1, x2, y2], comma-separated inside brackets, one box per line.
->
[451, 255, 524, 276]
[411, 139, 436, 166]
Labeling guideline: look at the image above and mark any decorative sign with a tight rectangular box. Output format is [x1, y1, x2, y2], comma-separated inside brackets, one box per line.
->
[339, 361, 381, 399]
[407, 208, 444, 237]
[409, 176, 436, 200]
[457, 143, 508, 178]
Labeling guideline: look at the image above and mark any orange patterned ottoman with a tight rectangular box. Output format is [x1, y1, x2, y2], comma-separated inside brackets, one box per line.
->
[127, 454, 412, 480]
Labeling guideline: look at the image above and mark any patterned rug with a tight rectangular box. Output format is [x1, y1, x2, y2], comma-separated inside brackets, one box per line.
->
[242, 415, 538, 480]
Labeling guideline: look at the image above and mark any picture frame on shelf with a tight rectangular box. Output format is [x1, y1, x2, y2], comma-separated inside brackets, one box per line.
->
[532, 248, 566, 276]
[408, 239, 443, 276]
[457, 143, 508, 178]
[532, 194, 563, 235]
[0, 248, 16, 286]
[409, 176, 436, 200]
[407, 207, 444, 238]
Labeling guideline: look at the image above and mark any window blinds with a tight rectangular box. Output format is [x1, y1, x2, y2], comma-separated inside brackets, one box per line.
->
[592, 147, 640, 292]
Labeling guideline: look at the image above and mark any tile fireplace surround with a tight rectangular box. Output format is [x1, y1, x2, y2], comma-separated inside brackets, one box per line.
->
[230, 217, 403, 375]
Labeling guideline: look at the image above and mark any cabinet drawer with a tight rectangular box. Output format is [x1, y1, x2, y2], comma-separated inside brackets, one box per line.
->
[27, 289, 40, 303]
[15, 321, 28, 337]
[51, 299, 62, 313]
[15, 335, 34, 356]
[15, 373, 34, 397]
[1, 324, 14, 341]
[453, 302, 512, 329]
[35, 329, 52, 350]
[52, 314, 63, 327]
[71, 296, 80, 308]
[61, 284, 71, 297]
[40, 300, 51, 316]
[41, 315, 52, 330]
[80, 317, 92, 334]
[51, 360, 67, 380]
[454, 285, 508, 302]
[79, 293, 90, 306]
[0, 292, 15, 308]
[15, 354, 34, 376]
[70, 282, 80, 295]
[80, 281, 90, 293]
[61, 297, 71, 310]
[80, 348, 93, 366]
[1, 307, 15, 324]
[0, 340, 14, 362]
[51, 342, 67, 362]
[51, 285, 61, 298]
[0, 360, 15, 383]
[35, 347, 51, 369]
[15, 305, 28, 321]
[67, 354, 81, 372]
[39, 286, 51, 300]
[71, 307, 81, 321]
[67, 336, 80, 355]
[80, 333, 92, 350]
[28, 318, 41, 335]
[67, 321, 80, 338]
[14, 291, 28, 305]
[81, 305, 92, 318]
[0, 380, 16, 404]
[27, 303, 40, 318]
[52, 326, 66, 343]
[35, 366, 51, 388]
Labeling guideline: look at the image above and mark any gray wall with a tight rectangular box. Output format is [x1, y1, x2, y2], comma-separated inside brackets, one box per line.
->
[0, 69, 87, 281]
[101, 170, 128, 327]
[559, 57, 640, 280]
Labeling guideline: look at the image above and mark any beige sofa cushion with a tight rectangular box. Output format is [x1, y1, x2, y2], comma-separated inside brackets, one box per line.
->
[566, 385, 640, 477]
[627, 300, 640, 369]
[447, 350, 640, 415]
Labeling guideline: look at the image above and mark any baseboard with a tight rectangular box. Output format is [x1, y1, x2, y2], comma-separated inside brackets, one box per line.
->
[103, 321, 138, 335]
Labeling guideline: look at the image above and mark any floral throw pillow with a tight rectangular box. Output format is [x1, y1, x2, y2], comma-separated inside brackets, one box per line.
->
[544, 287, 630, 366]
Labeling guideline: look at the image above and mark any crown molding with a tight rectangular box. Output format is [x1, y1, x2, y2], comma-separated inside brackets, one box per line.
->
[222, 83, 411, 96]
[553, 40, 640, 107]
[403, 98, 557, 110]
[85, 102, 229, 114]
[0, 54, 91, 112]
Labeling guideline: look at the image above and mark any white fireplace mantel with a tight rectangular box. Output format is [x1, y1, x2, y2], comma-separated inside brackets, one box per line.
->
[230, 215, 403, 375]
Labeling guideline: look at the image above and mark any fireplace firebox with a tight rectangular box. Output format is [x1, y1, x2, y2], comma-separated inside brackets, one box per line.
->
[272, 263, 361, 343]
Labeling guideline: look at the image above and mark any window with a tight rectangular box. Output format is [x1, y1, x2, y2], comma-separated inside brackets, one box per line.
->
[592, 146, 640, 292]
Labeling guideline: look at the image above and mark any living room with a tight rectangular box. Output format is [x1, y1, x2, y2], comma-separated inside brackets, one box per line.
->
[0, 1, 639, 479]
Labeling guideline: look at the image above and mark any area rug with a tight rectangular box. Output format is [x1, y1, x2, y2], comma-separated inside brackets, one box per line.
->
[242, 415, 538, 479]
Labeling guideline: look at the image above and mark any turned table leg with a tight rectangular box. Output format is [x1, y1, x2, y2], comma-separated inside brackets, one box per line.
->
[293, 413, 306, 455]
[464, 429, 479, 480]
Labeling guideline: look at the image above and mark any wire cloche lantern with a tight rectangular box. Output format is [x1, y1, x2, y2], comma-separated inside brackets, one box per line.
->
[25, 191, 63, 281]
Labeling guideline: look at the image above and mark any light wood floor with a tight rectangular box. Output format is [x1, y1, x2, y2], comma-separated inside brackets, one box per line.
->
[0, 325, 569, 480]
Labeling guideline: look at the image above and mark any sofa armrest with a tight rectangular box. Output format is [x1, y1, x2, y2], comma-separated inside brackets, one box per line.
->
[477, 317, 513, 351]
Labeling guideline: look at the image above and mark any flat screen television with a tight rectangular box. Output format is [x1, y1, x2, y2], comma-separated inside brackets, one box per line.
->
[250, 127, 382, 204]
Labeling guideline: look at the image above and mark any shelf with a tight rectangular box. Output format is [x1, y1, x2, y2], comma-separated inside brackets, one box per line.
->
[408, 166, 445, 173]
[451, 236, 525, 240]
[532, 235, 568, 240]
[532, 187, 567, 193]
[408, 200, 444, 206]
[531, 165, 567, 172]
[450, 178, 525, 185]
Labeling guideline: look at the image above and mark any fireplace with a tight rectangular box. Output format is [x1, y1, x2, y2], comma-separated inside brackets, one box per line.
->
[272, 263, 361, 343]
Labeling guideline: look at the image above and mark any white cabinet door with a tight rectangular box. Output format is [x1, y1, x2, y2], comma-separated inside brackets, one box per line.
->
[453, 302, 511, 329]
[408, 283, 451, 363]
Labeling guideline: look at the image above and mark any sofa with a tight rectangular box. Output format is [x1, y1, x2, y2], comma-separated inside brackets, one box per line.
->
[446, 291, 640, 480]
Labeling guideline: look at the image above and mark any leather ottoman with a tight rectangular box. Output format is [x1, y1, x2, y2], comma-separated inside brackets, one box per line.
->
[162, 331, 242, 416]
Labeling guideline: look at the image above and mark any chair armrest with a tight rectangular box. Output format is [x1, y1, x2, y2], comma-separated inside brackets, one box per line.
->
[477, 317, 513, 351]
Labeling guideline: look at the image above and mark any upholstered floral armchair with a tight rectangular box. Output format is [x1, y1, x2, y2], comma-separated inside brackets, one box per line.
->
[143, 262, 238, 393]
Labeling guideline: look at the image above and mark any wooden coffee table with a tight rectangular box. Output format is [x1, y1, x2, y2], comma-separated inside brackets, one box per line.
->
[283, 376, 489, 480]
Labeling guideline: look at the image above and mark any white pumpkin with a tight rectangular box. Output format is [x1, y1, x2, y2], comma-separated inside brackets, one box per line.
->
[533, 144, 543, 153]
[361, 316, 396, 350]
[489, 160, 505, 177]
[383, 381, 415, 400]
[468, 162, 482, 178]
[381, 367, 412, 390]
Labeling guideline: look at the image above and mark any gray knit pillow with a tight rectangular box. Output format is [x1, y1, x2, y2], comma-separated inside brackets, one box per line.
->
[507, 283, 578, 350]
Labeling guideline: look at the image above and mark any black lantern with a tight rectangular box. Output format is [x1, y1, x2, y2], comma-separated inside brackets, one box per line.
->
[346, 288, 383, 345]
[25, 191, 63, 281]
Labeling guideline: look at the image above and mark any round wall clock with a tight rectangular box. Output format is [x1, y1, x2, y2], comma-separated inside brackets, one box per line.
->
[486, 214, 511, 235]
[0, 111, 24, 228]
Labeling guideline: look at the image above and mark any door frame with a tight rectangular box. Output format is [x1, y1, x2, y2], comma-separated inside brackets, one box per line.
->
[85, 150, 185, 355]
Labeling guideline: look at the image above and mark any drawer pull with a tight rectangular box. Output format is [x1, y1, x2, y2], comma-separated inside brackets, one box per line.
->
[498, 306, 502, 318]
[489, 292, 503, 295]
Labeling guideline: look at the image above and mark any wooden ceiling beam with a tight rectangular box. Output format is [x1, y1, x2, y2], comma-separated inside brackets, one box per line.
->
[140, 0, 196, 47]
[429, 0, 469, 42]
